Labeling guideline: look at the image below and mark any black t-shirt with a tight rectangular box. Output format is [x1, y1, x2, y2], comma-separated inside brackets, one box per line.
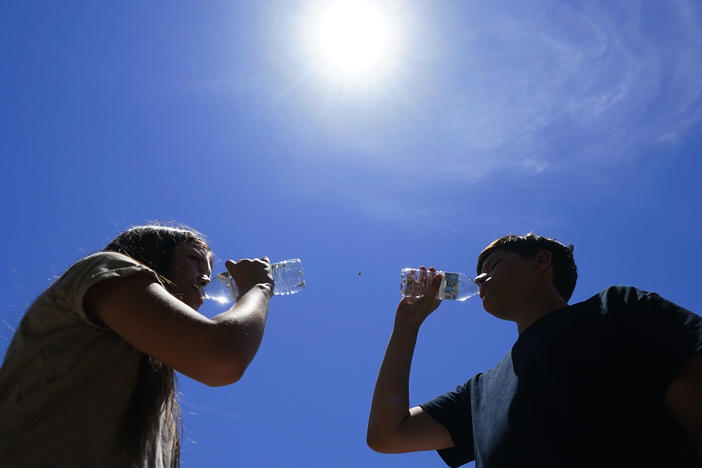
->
[420, 286, 702, 468]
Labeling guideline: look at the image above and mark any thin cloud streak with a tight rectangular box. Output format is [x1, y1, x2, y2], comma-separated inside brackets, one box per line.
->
[433, 0, 702, 177]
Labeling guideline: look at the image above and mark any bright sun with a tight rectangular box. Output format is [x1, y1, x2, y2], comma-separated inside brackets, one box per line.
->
[314, 1, 394, 80]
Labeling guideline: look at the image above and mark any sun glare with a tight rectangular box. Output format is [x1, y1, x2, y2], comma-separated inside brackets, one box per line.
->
[313, 1, 396, 81]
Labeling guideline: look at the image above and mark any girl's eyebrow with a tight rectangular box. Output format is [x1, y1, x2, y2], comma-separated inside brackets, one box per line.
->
[188, 250, 210, 271]
[197, 255, 210, 271]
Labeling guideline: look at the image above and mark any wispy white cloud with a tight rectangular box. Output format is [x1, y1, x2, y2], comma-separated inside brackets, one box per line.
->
[426, 0, 702, 177]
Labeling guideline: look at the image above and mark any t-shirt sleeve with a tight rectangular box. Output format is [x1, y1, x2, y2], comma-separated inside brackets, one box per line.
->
[419, 380, 475, 467]
[611, 286, 702, 389]
[54, 251, 162, 327]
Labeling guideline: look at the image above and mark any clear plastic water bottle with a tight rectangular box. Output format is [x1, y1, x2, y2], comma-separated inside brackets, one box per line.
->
[205, 258, 305, 306]
[400, 268, 478, 302]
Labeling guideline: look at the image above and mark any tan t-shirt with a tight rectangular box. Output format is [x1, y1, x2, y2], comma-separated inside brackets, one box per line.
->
[0, 252, 176, 467]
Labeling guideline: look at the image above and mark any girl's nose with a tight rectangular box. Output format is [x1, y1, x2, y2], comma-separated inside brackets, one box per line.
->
[198, 275, 210, 287]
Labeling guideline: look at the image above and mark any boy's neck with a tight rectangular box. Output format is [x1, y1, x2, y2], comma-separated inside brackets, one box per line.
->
[515, 290, 567, 334]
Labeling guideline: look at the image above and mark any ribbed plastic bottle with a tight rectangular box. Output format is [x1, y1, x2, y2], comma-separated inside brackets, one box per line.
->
[400, 267, 478, 302]
[206, 258, 304, 305]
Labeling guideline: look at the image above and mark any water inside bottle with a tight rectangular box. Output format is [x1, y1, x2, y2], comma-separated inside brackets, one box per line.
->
[200, 258, 304, 316]
[400, 268, 436, 298]
[272, 258, 305, 295]
[400, 268, 478, 302]
[205, 272, 236, 306]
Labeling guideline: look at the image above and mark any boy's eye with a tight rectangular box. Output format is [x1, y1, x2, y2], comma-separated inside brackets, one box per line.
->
[485, 257, 502, 273]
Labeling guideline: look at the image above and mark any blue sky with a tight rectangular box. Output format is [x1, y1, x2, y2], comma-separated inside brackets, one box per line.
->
[2, 1, 701, 466]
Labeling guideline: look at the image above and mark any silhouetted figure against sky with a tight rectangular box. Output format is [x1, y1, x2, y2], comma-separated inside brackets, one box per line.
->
[0, 224, 274, 467]
[368, 233, 702, 467]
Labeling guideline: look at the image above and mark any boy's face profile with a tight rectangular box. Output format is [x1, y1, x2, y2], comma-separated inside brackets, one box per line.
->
[476, 249, 541, 320]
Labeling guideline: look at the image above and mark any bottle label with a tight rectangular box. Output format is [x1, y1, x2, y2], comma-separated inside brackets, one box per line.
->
[443, 272, 459, 300]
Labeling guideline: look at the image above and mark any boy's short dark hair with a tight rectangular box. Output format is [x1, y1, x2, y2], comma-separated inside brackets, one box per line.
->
[476, 233, 578, 302]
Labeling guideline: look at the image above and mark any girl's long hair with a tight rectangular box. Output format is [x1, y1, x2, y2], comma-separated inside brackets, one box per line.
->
[104, 224, 211, 467]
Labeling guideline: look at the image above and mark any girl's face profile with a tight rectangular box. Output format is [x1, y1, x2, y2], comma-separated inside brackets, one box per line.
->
[166, 243, 213, 310]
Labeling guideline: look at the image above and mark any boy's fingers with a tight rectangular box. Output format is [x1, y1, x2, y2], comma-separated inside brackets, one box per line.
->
[428, 273, 443, 296]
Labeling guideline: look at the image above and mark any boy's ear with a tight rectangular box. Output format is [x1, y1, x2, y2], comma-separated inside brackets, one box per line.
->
[534, 249, 553, 272]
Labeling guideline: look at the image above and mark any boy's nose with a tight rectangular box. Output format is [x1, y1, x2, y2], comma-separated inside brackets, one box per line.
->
[474, 273, 488, 286]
